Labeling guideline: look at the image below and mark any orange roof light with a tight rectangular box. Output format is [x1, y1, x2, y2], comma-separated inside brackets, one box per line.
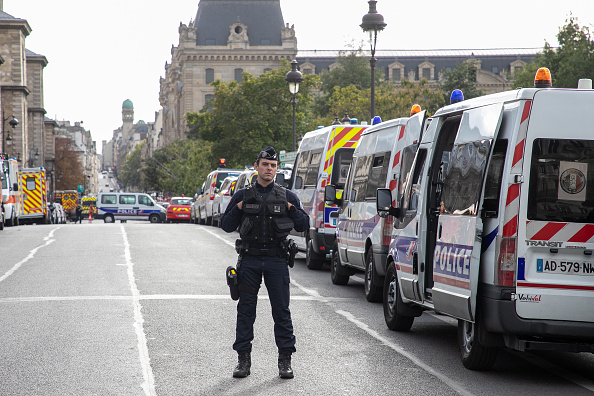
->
[410, 104, 421, 116]
[534, 67, 552, 88]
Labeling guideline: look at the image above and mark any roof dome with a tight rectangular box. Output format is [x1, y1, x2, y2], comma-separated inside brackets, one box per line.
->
[122, 99, 133, 109]
[137, 120, 146, 124]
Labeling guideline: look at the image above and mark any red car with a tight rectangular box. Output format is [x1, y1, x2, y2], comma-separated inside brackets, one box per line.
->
[166, 197, 193, 223]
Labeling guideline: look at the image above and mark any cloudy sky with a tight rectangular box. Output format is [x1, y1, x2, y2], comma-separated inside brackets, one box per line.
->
[6, 0, 594, 153]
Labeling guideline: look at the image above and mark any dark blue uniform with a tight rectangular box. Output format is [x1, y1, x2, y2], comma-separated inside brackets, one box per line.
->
[221, 181, 308, 355]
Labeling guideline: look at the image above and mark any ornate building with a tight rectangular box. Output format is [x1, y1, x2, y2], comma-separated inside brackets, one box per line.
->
[158, 0, 298, 146]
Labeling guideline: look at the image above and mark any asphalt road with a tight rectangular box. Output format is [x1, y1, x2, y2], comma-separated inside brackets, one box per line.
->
[0, 221, 593, 395]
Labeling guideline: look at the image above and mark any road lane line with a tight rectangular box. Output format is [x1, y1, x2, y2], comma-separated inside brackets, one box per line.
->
[198, 226, 236, 248]
[0, 295, 357, 303]
[121, 225, 157, 396]
[0, 227, 58, 283]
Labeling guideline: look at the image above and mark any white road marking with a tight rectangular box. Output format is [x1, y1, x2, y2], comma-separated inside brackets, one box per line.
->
[121, 225, 156, 396]
[0, 294, 355, 303]
[0, 227, 59, 283]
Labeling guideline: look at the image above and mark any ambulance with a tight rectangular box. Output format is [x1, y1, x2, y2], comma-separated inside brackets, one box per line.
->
[1, 155, 21, 226]
[19, 167, 49, 225]
[326, 107, 426, 302]
[376, 69, 594, 370]
[289, 121, 368, 269]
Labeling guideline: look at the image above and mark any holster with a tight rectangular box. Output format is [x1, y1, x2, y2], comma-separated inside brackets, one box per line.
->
[226, 265, 239, 301]
[285, 239, 298, 268]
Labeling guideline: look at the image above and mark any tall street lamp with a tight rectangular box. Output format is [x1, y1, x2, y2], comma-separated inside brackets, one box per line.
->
[285, 60, 303, 152]
[2, 114, 18, 154]
[360, 0, 386, 121]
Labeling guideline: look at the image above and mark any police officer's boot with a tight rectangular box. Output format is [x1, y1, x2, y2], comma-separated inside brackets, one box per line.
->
[233, 352, 251, 378]
[278, 353, 294, 379]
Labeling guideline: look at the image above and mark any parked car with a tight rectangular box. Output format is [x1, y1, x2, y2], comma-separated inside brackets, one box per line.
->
[51, 203, 67, 224]
[212, 176, 238, 227]
[196, 168, 242, 225]
[166, 197, 193, 223]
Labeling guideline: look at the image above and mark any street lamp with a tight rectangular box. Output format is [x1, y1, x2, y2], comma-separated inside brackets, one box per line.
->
[28, 148, 39, 167]
[285, 59, 303, 152]
[2, 114, 17, 154]
[360, 0, 386, 121]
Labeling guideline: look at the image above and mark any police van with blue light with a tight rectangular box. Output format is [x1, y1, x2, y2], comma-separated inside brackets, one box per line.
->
[376, 69, 594, 369]
[325, 105, 427, 302]
[97, 192, 166, 223]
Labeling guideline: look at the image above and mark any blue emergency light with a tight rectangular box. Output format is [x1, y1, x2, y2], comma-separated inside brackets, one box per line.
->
[450, 89, 464, 104]
[372, 116, 382, 125]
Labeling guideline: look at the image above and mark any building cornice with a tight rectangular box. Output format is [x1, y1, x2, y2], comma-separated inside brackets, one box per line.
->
[0, 19, 32, 36]
[1, 85, 30, 95]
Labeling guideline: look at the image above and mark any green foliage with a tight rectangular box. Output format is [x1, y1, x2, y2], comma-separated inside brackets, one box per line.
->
[142, 139, 213, 197]
[439, 61, 485, 101]
[119, 142, 145, 191]
[514, 17, 594, 88]
[186, 61, 319, 168]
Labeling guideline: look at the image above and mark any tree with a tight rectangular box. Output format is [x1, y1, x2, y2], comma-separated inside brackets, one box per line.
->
[439, 60, 485, 101]
[514, 18, 594, 88]
[119, 142, 145, 191]
[186, 61, 319, 168]
[142, 139, 213, 197]
[54, 135, 83, 191]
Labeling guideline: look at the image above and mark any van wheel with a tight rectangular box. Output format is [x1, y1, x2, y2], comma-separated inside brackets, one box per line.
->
[458, 316, 498, 370]
[306, 238, 324, 270]
[149, 214, 160, 223]
[331, 244, 351, 285]
[365, 250, 383, 302]
[104, 214, 115, 224]
[383, 262, 414, 331]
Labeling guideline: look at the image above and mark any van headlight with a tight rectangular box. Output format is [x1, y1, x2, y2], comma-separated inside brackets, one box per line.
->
[160, 208, 166, 214]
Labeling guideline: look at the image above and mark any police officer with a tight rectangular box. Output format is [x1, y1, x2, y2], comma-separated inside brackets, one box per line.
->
[221, 146, 308, 379]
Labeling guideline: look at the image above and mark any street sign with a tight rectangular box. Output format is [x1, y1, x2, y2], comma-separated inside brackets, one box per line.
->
[279, 150, 297, 167]
[77, 184, 84, 193]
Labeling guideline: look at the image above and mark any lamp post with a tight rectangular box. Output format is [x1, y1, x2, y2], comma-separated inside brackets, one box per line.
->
[2, 114, 18, 154]
[360, 0, 386, 121]
[285, 60, 303, 152]
[28, 148, 39, 167]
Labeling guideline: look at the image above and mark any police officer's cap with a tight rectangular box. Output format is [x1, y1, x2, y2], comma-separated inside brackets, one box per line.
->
[257, 146, 278, 161]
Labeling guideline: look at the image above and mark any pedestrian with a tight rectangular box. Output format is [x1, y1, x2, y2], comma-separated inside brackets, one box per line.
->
[89, 204, 95, 221]
[75, 204, 83, 224]
[221, 146, 308, 379]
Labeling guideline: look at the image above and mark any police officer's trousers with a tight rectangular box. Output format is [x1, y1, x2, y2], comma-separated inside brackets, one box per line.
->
[233, 254, 296, 355]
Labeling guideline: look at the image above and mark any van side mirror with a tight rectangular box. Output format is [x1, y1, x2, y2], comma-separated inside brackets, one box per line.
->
[294, 176, 303, 190]
[275, 173, 286, 187]
[13, 182, 18, 191]
[196, 187, 203, 196]
[376, 188, 401, 218]
[325, 184, 341, 206]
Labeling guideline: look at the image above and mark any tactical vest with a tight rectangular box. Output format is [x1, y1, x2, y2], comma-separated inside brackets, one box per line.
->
[239, 183, 294, 244]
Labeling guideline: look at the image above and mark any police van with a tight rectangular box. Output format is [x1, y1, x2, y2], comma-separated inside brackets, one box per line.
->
[326, 107, 426, 302]
[97, 192, 166, 223]
[376, 69, 594, 369]
[196, 168, 242, 225]
[289, 121, 368, 269]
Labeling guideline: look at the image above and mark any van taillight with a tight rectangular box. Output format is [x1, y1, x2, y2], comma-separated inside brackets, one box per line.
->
[497, 237, 516, 286]
[382, 215, 393, 246]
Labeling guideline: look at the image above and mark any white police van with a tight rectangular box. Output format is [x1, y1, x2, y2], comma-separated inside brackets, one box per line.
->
[376, 69, 594, 369]
[326, 108, 426, 302]
[97, 192, 166, 223]
[289, 121, 368, 269]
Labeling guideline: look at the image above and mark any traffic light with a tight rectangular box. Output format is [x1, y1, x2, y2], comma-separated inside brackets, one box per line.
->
[219, 158, 226, 168]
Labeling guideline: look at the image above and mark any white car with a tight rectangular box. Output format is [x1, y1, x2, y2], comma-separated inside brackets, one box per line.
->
[212, 176, 238, 227]
[51, 203, 66, 224]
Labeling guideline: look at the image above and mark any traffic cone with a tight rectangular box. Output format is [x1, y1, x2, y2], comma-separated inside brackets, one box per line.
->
[89, 210, 92, 223]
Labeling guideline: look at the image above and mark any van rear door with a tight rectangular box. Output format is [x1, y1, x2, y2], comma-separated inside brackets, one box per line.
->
[516, 90, 594, 323]
[433, 103, 504, 322]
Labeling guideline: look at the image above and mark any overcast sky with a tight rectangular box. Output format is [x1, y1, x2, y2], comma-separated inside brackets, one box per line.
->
[6, 0, 594, 153]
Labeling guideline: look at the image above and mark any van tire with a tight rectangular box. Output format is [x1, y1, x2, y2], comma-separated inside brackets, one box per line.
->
[458, 317, 498, 370]
[149, 214, 160, 223]
[331, 244, 351, 285]
[383, 262, 414, 331]
[104, 214, 115, 224]
[364, 250, 383, 302]
[306, 238, 324, 270]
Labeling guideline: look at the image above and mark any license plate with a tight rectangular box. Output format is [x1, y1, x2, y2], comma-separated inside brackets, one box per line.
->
[178, 215, 189, 218]
[536, 259, 594, 275]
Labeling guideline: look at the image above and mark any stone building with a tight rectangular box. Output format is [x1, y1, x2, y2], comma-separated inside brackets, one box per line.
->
[158, 0, 298, 146]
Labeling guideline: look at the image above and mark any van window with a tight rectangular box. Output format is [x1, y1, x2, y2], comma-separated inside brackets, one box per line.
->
[482, 140, 508, 217]
[398, 146, 417, 206]
[120, 195, 136, 205]
[101, 194, 117, 205]
[352, 155, 373, 202]
[294, 151, 310, 189]
[215, 173, 230, 189]
[331, 148, 354, 189]
[528, 139, 594, 223]
[139, 195, 152, 205]
[304, 149, 323, 187]
[406, 149, 427, 212]
[441, 140, 491, 216]
[366, 151, 391, 199]
[26, 177, 36, 191]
